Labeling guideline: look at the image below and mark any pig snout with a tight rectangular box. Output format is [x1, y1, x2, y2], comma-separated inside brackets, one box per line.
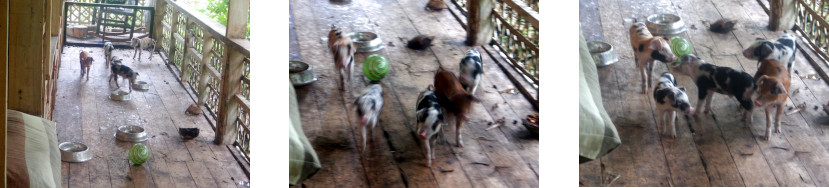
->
[418, 130, 428, 140]
[742, 49, 751, 58]
[361, 115, 368, 125]
[686, 107, 695, 114]
[754, 100, 763, 106]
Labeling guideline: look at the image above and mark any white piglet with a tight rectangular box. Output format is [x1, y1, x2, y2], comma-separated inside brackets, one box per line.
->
[416, 85, 444, 167]
[355, 84, 384, 153]
[459, 49, 483, 94]
[653, 72, 695, 138]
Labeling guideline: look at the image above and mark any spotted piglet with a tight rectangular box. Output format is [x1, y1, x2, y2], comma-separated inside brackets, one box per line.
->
[671, 54, 757, 127]
[742, 33, 797, 76]
[416, 85, 444, 167]
[630, 22, 678, 94]
[459, 49, 483, 95]
[355, 84, 384, 153]
[653, 72, 695, 138]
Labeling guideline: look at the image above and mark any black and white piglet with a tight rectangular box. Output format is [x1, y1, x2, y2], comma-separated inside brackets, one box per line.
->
[653, 72, 694, 138]
[742, 33, 797, 75]
[416, 85, 444, 167]
[459, 49, 483, 95]
[671, 54, 757, 127]
[355, 84, 384, 153]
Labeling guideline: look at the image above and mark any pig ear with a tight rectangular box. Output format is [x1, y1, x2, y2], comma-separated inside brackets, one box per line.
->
[756, 75, 769, 85]
[650, 39, 663, 50]
[773, 82, 787, 94]
[678, 87, 686, 92]
[760, 43, 774, 56]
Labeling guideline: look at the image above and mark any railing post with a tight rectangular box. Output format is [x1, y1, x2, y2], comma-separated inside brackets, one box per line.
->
[197, 33, 213, 107]
[180, 19, 190, 81]
[466, 0, 494, 46]
[215, 0, 248, 145]
[153, 0, 166, 45]
[215, 49, 244, 145]
[167, 7, 179, 65]
[770, 0, 796, 31]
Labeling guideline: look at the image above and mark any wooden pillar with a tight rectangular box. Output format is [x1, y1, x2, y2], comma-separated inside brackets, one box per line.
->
[9, 0, 46, 116]
[0, 0, 8, 186]
[153, 0, 166, 42]
[180, 19, 189, 81]
[167, 7, 179, 65]
[466, 0, 494, 46]
[50, 0, 61, 36]
[770, 0, 796, 31]
[215, 0, 248, 145]
[197, 33, 214, 107]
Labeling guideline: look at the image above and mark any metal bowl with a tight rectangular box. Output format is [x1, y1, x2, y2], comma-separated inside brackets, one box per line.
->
[646, 14, 686, 35]
[290, 61, 317, 86]
[59, 142, 93, 163]
[115, 125, 149, 142]
[349, 32, 384, 53]
[587, 41, 618, 67]
[110, 90, 131, 101]
[132, 81, 150, 90]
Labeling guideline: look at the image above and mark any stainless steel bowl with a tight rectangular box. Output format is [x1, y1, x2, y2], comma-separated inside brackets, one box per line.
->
[110, 90, 131, 101]
[349, 32, 384, 53]
[290, 61, 317, 86]
[587, 41, 618, 67]
[59, 142, 93, 163]
[132, 81, 150, 90]
[115, 125, 149, 142]
[646, 14, 686, 35]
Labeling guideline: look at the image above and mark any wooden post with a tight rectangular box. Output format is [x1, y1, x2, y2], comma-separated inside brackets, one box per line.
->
[770, 0, 796, 31]
[167, 8, 179, 65]
[466, 0, 494, 46]
[41, 0, 52, 119]
[50, 0, 62, 36]
[197, 33, 214, 107]
[215, 0, 248, 145]
[9, 0, 46, 116]
[215, 49, 244, 145]
[180, 19, 189, 81]
[153, 0, 166, 43]
[1, 0, 8, 186]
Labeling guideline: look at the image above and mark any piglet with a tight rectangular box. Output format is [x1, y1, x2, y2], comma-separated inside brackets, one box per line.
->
[416, 85, 444, 167]
[80, 50, 94, 81]
[434, 67, 477, 147]
[355, 84, 384, 153]
[104, 42, 115, 67]
[630, 22, 678, 94]
[753, 59, 790, 141]
[671, 54, 756, 127]
[653, 72, 694, 138]
[459, 49, 483, 95]
[328, 25, 356, 91]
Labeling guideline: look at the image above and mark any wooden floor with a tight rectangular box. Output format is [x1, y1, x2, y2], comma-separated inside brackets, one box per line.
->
[290, 0, 539, 187]
[52, 46, 249, 188]
[580, 0, 829, 186]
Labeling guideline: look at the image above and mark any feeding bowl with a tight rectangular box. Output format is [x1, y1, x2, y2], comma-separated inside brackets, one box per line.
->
[59, 142, 93, 163]
[290, 61, 317, 86]
[586, 41, 618, 67]
[132, 81, 150, 90]
[646, 14, 686, 35]
[178, 128, 200, 140]
[349, 32, 384, 53]
[116, 125, 149, 142]
[110, 90, 131, 101]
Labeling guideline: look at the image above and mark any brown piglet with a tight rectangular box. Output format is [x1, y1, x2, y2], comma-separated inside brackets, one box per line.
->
[79, 50, 94, 81]
[753, 58, 791, 141]
[434, 67, 477, 147]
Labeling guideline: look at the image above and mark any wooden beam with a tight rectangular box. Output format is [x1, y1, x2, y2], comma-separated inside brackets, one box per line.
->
[9, 0, 46, 116]
[167, 7, 179, 66]
[0, 0, 7, 186]
[770, 0, 796, 31]
[226, 0, 248, 39]
[215, 49, 244, 145]
[153, 0, 167, 43]
[466, 0, 494, 45]
[50, 0, 61, 36]
[197, 33, 214, 107]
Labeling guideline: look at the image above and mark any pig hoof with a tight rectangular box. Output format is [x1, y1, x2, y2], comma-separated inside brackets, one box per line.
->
[775, 129, 782, 133]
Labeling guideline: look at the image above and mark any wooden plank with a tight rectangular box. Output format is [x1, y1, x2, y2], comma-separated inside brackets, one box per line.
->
[108, 159, 134, 188]
[8, 0, 45, 116]
[168, 161, 198, 188]
[142, 60, 195, 162]
[128, 163, 155, 188]
[204, 160, 238, 188]
[187, 161, 219, 188]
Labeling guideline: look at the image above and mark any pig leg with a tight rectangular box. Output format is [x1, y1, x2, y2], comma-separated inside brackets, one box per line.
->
[456, 118, 464, 148]
[694, 89, 707, 116]
[638, 60, 647, 94]
[431, 137, 437, 160]
[361, 122, 368, 153]
[670, 111, 677, 138]
[647, 61, 654, 89]
[703, 92, 714, 114]
[775, 104, 783, 133]
[422, 139, 432, 167]
[743, 110, 752, 128]
[764, 107, 772, 141]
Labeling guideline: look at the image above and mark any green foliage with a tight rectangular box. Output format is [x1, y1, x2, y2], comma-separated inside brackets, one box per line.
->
[198, 0, 250, 40]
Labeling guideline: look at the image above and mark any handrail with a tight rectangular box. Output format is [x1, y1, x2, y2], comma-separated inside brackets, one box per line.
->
[63, 1, 155, 44]
[162, 0, 249, 56]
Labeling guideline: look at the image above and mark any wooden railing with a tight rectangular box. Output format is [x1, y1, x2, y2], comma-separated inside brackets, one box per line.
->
[453, 0, 539, 84]
[790, 0, 829, 61]
[154, 0, 250, 163]
[65, 0, 150, 29]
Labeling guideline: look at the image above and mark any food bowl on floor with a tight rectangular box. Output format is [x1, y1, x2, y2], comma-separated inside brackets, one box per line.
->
[116, 125, 149, 142]
[290, 61, 317, 86]
[522, 113, 539, 135]
[646, 14, 686, 35]
[110, 90, 131, 101]
[132, 81, 150, 90]
[586, 41, 618, 67]
[349, 32, 384, 53]
[178, 128, 200, 140]
[60, 142, 93, 163]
